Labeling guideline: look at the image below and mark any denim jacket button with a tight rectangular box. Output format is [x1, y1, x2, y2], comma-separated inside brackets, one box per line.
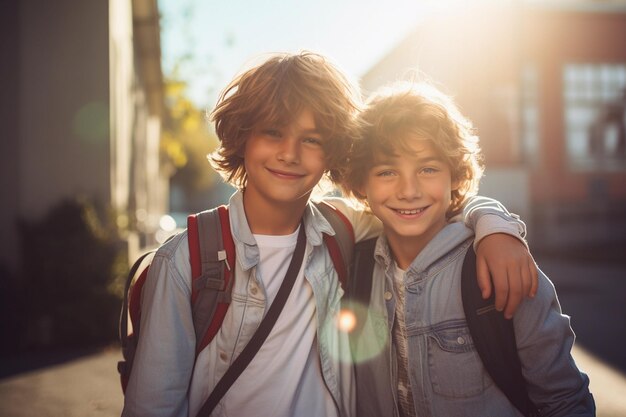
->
[219, 351, 228, 361]
[384, 291, 393, 301]
[250, 286, 258, 295]
[457, 336, 466, 345]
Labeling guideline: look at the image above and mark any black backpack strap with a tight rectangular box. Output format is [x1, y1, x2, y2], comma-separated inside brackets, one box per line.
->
[196, 221, 307, 417]
[343, 237, 378, 346]
[347, 237, 377, 305]
[461, 248, 540, 417]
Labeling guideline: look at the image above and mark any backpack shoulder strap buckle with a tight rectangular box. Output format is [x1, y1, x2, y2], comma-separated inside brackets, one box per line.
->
[188, 206, 236, 352]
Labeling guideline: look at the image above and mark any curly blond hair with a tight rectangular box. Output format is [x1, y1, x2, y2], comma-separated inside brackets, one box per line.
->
[209, 51, 362, 189]
[344, 82, 484, 218]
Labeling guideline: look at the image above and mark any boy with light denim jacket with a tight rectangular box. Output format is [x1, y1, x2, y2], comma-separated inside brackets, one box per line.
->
[122, 53, 536, 417]
[344, 82, 595, 417]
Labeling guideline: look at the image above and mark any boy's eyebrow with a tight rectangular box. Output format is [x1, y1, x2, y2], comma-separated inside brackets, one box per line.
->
[301, 127, 322, 134]
[259, 123, 321, 135]
[415, 155, 445, 164]
[373, 154, 444, 166]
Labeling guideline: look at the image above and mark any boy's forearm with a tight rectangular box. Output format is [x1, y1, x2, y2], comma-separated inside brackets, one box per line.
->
[461, 195, 527, 250]
[321, 197, 382, 242]
[323, 195, 528, 248]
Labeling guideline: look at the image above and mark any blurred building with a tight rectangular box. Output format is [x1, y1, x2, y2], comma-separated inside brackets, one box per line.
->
[0, 0, 166, 275]
[361, 0, 626, 250]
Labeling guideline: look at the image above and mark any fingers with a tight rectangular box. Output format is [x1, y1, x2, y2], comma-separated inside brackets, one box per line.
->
[503, 265, 522, 319]
[529, 257, 539, 298]
[491, 263, 509, 314]
[476, 255, 492, 300]
[474, 232, 541, 320]
[520, 262, 532, 302]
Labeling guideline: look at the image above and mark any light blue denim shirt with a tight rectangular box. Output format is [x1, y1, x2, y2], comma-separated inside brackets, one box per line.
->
[122, 191, 360, 417]
[351, 222, 595, 417]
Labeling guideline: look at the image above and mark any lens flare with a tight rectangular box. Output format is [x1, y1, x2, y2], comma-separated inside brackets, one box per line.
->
[324, 300, 388, 365]
[72, 101, 109, 143]
[337, 309, 357, 333]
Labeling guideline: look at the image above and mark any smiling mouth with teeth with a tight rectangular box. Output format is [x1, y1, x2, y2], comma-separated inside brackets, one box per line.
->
[395, 208, 426, 215]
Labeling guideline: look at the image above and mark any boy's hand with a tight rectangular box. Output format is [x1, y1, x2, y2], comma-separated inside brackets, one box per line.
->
[475, 233, 538, 319]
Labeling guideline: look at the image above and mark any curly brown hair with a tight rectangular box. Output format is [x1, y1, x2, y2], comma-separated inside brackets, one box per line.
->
[343, 82, 484, 218]
[209, 51, 362, 189]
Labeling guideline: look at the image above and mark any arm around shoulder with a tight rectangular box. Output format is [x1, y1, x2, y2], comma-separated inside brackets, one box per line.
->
[461, 195, 527, 249]
[462, 195, 538, 316]
[321, 197, 382, 242]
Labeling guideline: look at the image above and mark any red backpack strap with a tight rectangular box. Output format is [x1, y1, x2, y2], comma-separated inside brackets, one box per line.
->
[314, 201, 355, 289]
[187, 206, 235, 355]
[118, 251, 155, 393]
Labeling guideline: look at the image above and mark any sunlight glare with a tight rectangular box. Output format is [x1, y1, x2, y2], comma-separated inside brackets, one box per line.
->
[159, 214, 177, 232]
[337, 309, 357, 333]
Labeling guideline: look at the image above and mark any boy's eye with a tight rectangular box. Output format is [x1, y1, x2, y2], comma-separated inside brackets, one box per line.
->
[375, 170, 395, 177]
[421, 167, 440, 174]
[303, 136, 323, 146]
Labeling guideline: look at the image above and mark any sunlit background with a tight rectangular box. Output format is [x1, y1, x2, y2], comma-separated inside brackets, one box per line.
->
[159, 0, 474, 109]
[1, 0, 626, 415]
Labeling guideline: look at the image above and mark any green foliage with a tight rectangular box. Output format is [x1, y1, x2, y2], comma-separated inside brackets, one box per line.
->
[16, 198, 126, 351]
[161, 77, 221, 199]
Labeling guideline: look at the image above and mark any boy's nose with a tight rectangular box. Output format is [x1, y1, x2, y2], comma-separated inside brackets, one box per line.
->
[277, 137, 300, 164]
[397, 176, 422, 200]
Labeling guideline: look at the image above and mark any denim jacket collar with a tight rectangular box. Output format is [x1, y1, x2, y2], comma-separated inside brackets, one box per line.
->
[373, 233, 394, 271]
[374, 222, 474, 284]
[228, 191, 334, 271]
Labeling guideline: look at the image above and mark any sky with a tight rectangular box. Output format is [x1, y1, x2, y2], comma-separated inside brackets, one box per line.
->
[158, 0, 474, 109]
[157, 0, 626, 108]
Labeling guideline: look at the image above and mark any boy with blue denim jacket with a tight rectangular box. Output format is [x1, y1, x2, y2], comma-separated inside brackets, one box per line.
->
[344, 82, 595, 417]
[121, 53, 536, 417]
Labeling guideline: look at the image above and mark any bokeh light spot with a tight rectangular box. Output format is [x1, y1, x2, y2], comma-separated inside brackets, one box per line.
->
[337, 309, 357, 333]
[72, 101, 109, 143]
[159, 214, 177, 232]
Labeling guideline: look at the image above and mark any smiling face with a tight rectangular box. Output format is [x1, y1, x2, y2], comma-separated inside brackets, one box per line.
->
[243, 108, 327, 213]
[360, 137, 457, 256]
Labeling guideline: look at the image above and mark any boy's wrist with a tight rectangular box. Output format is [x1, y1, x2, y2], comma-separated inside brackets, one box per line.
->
[473, 214, 528, 251]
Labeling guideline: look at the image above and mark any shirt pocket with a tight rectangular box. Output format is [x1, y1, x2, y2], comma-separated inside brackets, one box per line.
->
[426, 324, 492, 398]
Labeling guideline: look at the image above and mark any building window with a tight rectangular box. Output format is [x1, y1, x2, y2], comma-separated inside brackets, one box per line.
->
[521, 64, 540, 167]
[563, 63, 626, 171]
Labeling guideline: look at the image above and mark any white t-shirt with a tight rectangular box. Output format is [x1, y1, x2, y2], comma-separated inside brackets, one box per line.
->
[216, 227, 338, 417]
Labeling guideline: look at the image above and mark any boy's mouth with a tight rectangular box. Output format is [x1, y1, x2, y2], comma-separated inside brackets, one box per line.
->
[267, 168, 304, 179]
[393, 207, 427, 215]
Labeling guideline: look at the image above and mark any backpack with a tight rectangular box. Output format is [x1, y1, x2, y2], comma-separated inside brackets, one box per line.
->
[117, 201, 354, 394]
[346, 238, 540, 417]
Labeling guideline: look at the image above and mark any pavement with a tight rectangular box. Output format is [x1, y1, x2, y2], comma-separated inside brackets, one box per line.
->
[0, 346, 123, 417]
[0, 256, 625, 417]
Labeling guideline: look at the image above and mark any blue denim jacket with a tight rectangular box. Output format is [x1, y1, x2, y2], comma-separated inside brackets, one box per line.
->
[352, 222, 595, 417]
[122, 191, 365, 417]
[121, 192, 529, 417]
